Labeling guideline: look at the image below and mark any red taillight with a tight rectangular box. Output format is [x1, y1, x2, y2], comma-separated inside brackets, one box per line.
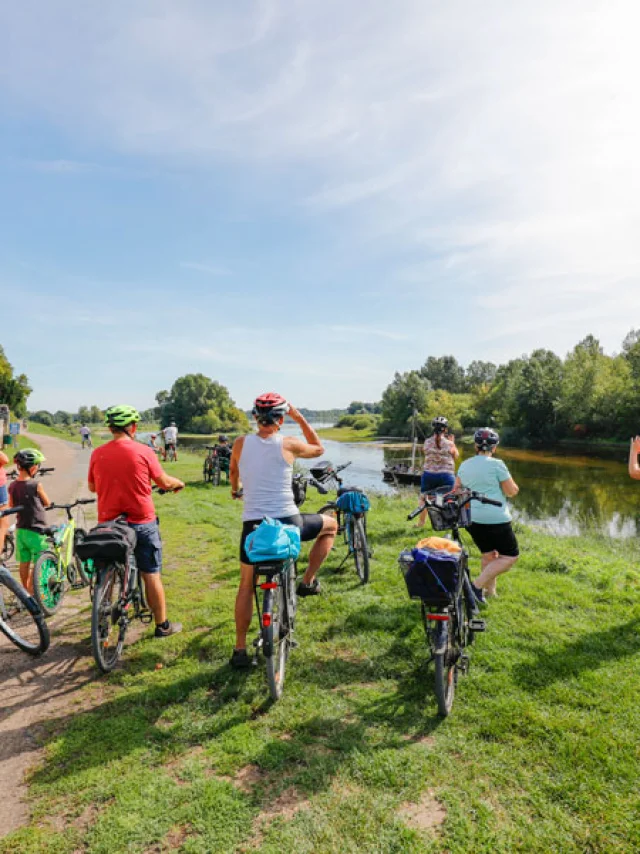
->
[425, 613, 449, 621]
[262, 614, 272, 627]
[260, 582, 278, 590]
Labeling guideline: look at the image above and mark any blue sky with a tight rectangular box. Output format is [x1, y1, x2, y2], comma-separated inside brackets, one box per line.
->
[2, 0, 639, 412]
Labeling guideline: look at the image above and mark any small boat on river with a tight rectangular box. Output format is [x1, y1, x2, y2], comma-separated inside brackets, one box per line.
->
[381, 462, 421, 486]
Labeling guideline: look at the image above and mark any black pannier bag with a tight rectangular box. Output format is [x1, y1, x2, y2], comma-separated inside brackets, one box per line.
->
[398, 548, 460, 605]
[292, 474, 308, 507]
[75, 520, 137, 563]
[310, 461, 335, 482]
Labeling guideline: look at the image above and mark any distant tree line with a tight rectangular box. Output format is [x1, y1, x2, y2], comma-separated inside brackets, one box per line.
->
[377, 332, 640, 444]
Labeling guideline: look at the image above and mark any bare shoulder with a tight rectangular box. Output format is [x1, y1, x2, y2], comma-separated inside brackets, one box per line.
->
[232, 435, 246, 455]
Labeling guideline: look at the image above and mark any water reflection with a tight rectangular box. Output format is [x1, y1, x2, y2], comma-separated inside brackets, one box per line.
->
[176, 427, 640, 539]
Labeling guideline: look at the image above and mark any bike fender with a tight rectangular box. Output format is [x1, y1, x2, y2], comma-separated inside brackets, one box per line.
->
[434, 622, 448, 655]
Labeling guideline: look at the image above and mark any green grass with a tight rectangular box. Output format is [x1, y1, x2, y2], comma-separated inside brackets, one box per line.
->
[4, 452, 640, 852]
[317, 426, 379, 443]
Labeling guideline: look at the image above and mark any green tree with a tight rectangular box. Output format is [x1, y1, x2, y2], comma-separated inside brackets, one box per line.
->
[77, 406, 91, 423]
[379, 371, 430, 436]
[89, 405, 103, 423]
[0, 345, 31, 416]
[420, 356, 466, 393]
[30, 410, 54, 427]
[158, 374, 249, 434]
[465, 360, 497, 389]
[506, 349, 563, 441]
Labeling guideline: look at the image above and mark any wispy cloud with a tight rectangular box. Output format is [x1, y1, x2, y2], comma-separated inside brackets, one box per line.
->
[180, 262, 231, 276]
[326, 325, 410, 342]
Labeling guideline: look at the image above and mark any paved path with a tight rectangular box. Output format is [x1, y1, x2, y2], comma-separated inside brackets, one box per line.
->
[0, 433, 96, 838]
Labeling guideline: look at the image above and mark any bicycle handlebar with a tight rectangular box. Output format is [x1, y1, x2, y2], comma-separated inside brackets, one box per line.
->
[308, 476, 329, 495]
[47, 498, 96, 511]
[406, 490, 503, 521]
[0, 506, 22, 519]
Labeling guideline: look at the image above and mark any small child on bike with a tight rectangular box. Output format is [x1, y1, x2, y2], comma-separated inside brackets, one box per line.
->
[8, 448, 52, 593]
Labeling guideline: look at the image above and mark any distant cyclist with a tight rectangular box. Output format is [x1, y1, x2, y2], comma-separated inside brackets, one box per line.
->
[88, 405, 185, 638]
[162, 421, 179, 461]
[228, 393, 338, 668]
[455, 428, 519, 603]
[416, 416, 459, 528]
[215, 434, 232, 482]
[80, 423, 92, 449]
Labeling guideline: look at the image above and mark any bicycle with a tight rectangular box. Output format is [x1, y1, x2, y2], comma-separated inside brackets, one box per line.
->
[311, 461, 372, 584]
[401, 488, 500, 716]
[251, 554, 297, 701]
[203, 446, 230, 486]
[0, 507, 50, 656]
[2, 467, 55, 563]
[82, 488, 179, 673]
[165, 443, 177, 462]
[33, 498, 96, 617]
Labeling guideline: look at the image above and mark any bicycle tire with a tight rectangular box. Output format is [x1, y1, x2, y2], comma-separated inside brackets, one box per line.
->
[33, 550, 66, 617]
[203, 461, 211, 482]
[0, 570, 50, 656]
[317, 504, 337, 519]
[212, 464, 221, 487]
[352, 516, 370, 584]
[92, 564, 126, 673]
[264, 582, 290, 701]
[1, 531, 15, 562]
[432, 618, 457, 717]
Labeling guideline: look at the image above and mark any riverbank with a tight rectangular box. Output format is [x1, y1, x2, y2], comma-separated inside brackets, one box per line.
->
[317, 425, 379, 442]
[4, 448, 639, 853]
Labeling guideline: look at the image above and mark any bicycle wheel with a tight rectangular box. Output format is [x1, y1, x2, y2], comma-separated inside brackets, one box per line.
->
[212, 463, 221, 487]
[0, 570, 50, 656]
[91, 564, 126, 673]
[432, 616, 457, 717]
[33, 550, 66, 617]
[351, 516, 370, 584]
[1, 531, 15, 562]
[203, 461, 211, 482]
[264, 581, 290, 701]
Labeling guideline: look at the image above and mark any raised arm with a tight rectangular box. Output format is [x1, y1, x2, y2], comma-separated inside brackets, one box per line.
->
[629, 437, 640, 480]
[283, 405, 324, 459]
[230, 436, 244, 497]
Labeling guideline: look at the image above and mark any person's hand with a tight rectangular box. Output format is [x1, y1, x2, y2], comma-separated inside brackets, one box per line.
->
[172, 480, 185, 492]
[631, 437, 640, 454]
[287, 403, 302, 422]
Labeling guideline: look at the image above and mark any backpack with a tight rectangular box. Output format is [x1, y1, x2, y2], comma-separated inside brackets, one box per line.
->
[245, 517, 301, 563]
[336, 487, 370, 514]
[75, 520, 137, 563]
[398, 547, 461, 604]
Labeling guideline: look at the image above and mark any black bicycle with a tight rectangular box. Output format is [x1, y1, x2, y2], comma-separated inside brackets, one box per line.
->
[309, 461, 372, 584]
[401, 488, 500, 716]
[0, 507, 50, 656]
[2, 467, 55, 563]
[203, 446, 230, 486]
[251, 554, 297, 701]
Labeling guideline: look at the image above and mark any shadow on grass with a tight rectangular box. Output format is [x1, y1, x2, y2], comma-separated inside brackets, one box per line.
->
[512, 616, 640, 690]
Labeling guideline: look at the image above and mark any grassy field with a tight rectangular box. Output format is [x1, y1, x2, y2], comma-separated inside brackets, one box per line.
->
[4, 451, 640, 853]
[317, 426, 379, 443]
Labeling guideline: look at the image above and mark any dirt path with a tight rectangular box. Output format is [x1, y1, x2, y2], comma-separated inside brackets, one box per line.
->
[0, 433, 97, 838]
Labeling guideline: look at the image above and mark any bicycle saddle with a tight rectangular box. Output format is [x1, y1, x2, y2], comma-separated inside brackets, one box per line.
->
[252, 560, 288, 575]
[337, 485, 365, 496]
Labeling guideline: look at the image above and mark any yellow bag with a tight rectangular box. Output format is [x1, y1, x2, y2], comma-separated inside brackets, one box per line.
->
[416, 536, 461, 554]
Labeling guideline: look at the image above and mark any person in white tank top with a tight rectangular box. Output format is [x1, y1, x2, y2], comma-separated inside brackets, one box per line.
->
[228, 393, 338, 669]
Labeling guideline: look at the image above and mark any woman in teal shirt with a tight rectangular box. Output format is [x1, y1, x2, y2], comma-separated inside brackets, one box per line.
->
[455, 428, 520, 603]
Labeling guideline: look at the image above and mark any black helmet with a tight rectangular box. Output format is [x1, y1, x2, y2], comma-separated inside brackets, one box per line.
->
[474, 427, 499, 450]
[218, 434, 229, 443]
[432, 416, 448, 433]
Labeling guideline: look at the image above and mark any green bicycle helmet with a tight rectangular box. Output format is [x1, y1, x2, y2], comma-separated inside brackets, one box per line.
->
[14, 448, 46, 468]
[104, 404, 141, 428]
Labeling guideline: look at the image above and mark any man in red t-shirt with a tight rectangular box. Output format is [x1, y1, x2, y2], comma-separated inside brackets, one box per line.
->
[88, 405, 185, 637]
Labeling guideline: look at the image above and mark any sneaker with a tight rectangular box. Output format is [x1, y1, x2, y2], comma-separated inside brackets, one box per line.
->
[229, 648, 254, 669]
[470, 584, 487, 606]
[296, 579, 321, 597]
[154, 620, 183, 638]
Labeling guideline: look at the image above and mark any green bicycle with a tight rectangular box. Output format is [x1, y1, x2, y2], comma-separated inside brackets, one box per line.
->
[33, 499, 96, 617]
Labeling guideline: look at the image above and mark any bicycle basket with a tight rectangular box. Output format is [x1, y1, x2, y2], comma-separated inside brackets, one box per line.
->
[398, 547, 460, 604]
[75, 521, 136, 563]
[426, 499, 471, 531]
[336, 489, 370, 514]
[310, 461, 335, 482]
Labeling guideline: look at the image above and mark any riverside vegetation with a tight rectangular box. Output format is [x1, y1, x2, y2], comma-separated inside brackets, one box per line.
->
[3, 451, 640, 854]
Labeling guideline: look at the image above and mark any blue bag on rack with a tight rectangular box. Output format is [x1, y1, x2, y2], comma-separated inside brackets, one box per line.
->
[336, 488, 370, 513]
[245, 517, 301, 563]
[398, 547, 460, 603]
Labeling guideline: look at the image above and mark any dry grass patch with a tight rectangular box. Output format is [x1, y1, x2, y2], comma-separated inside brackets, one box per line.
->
[399, 789, 446, 832]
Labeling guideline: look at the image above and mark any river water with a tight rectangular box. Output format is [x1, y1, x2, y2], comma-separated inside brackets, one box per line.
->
[176, 425, 640, 539]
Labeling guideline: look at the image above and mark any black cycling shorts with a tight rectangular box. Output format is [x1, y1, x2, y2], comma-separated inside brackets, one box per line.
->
[467, 522, 519, 557]
[240, 513, 324, 564]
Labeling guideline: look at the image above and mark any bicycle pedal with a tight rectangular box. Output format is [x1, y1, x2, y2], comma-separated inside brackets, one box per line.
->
[138, 609, 153, 624]
[469, 618, 486, 633]
[459, 654, 470, 674]
[289, 637, 299, 649]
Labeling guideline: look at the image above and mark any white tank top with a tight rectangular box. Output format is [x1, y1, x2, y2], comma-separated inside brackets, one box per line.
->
[239, 433, 298, 521]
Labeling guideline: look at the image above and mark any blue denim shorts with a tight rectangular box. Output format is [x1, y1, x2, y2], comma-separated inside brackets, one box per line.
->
[420, 471, 455, 494]
[0, 484, 8, 506]
[128, 519, 163, 574]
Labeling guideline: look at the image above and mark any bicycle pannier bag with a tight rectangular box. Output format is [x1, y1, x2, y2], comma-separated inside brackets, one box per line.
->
[398, 547, 460, 604]
[292, 476, 307, 507]
[336, 488, 370, 514]
[75, 521, 137, 563]
[310, 461, 335, 482]
[245, 517, 301, 563]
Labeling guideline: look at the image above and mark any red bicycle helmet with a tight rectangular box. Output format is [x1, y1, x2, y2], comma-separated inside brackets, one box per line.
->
[252, 392, 289, 424]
